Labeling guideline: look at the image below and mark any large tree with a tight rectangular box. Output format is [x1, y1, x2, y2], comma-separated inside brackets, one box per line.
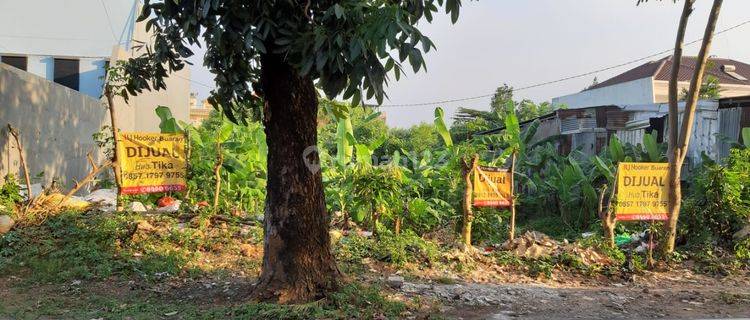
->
[121, 0, 465, 303]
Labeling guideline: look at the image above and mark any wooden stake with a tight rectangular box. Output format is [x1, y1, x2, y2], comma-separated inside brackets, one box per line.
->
[7, 124, 33, 202]
[508, 151, 517, 241]
[213, 139, 224, 211]
[647, 219, 656, 269]
[461, 154, 478, 249]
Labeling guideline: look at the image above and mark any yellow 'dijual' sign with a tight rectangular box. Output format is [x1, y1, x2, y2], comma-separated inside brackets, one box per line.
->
[117, 132, 187, 194]
[614, 162, 669, 221]
[473, 166, 512, 207]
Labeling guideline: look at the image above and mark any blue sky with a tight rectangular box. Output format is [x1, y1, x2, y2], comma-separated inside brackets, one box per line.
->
[188, 0, 750, 128]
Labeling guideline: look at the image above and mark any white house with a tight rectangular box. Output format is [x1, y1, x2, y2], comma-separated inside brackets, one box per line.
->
[0, 0, 192, 187]
[552, 56, 750, 109]
[0, 0, 191, 129]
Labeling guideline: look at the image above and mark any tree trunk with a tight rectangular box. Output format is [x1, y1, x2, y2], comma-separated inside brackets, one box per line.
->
[508, 152, 517, 241]
[104, 87, 124, 211]
[252, 54, 339, 303]
[598, 184, 616, 248]
[461, 155, 478, 249]
[664, 0, 723, 253]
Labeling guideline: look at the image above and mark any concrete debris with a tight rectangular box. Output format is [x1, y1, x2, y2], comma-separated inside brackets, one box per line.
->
[84, 189, 117, 212]
[156, 200, 181, 213]
[0, 215, 15, 234]
[18, 183, 43, 200]
[128, 201, 147, 212]
[502, 231, 557, 259]
[387, 275, 405, 289]
[401, 282, 560, 307]
[501, 231, 611, 266]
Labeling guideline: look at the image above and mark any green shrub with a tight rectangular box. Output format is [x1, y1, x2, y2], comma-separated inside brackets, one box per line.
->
[374, 230, 440, 266]
[0, 211, 229, 283]
[527, 258, 554, 278]
[578, 235, 626, 264]
[206, 284, 407, 320]
[680, 149, 749, 248]
[335, 231, 440, 267]
[734, 238, 750, 264]
[0, 175, 23, 217]
[471, 207, 511, 244]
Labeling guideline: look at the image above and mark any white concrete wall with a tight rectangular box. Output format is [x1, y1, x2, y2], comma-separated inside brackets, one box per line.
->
[652, 80, 750, 102]
[0, 63, 113, 189]
[109, 15, 192, 133]
[0, 0, 137, 99]
[10, 55, 108, 98]
[0, 0, 191, 132]
[552, 77, 655, 109]
[0, 0, 137, 58]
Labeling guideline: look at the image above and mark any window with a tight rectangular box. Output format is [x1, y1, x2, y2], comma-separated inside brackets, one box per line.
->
[1, 56, 27, 71]
[54, 58, 79, 90]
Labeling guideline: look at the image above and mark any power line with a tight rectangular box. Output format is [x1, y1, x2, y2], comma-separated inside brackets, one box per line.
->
[100, 0, 119, 42]
[175, 74, 213, 88]
[0, 34, 118, 42]
[377, 18, 750, 108]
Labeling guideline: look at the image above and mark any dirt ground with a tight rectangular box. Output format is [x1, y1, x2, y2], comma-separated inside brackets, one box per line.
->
[2, 213, 748, 319]
[424, 268, 750, 319]
[2, 268, 749, 319]
[422, 281, 750, 319]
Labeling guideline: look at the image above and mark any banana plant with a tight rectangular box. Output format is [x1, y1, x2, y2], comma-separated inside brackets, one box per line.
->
[184, 114, 267, 213]
[336, 115, 354, 166]
[434, 107, 453, 148]
[155, 106, 183, 133]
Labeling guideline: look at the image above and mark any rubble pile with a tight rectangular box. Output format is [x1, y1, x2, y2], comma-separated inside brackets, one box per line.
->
[501, 231, 611, 266]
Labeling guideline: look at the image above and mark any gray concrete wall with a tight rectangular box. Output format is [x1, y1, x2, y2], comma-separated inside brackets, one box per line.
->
[0, 62, 113, 189]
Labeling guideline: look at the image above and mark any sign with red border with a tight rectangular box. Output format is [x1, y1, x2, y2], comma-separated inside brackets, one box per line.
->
[614, 162, 669, 221]
[117, 132, 187, 195]
[473, 166, 512, 208]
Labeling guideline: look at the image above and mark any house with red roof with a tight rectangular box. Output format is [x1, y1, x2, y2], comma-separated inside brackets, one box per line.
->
[552, 56, 750, 109]
[479, 56, 750, 170]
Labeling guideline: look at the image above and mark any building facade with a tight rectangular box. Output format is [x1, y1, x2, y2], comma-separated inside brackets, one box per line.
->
[552, 56, 750, 109]
[0, 0, 192, 188]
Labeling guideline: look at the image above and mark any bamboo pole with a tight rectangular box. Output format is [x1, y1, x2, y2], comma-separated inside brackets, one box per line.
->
[7, 125, 32, 201]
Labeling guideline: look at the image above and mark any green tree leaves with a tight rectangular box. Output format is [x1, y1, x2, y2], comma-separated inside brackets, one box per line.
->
[126, 0, 468, 122]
